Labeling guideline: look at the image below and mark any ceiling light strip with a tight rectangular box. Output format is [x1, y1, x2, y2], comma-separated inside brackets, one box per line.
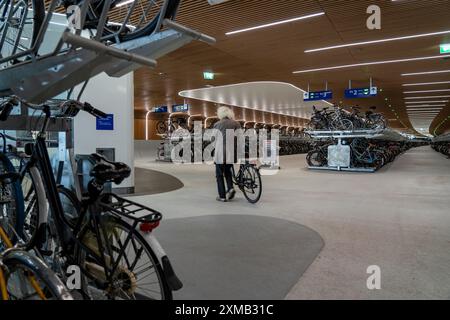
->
[304, 30, 450, 53]
[404, 104, 446, 107]
[226, 12, 325, 35]
[402, 70, 450, 76]
[404, 95, 450, 99]
[402, 81, 450, 86]
[404, 89, 450, 94]
[293, 55, 450, 74]
[405, 101, 449, 104]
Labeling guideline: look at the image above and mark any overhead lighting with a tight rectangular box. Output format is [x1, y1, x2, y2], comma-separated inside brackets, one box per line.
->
[49, 21, 67, 26]
[405, 100, 449, 104]
[408, 111, 441, 113]
[404, 104, 446, 107]
[304, 29, 450, 53]
[405, 95, 450, 99]
[407, 112, 441, 114]
[293, 54, 450, 74]
[407, 107, 443, 110]
[109, 21, 136, 29]
[402, 70, 450, 76]
[116, 0, 134, 7]
[402, 81, 450, 86]
[404, 89, 450, 94]
[226, 12, 325, 35]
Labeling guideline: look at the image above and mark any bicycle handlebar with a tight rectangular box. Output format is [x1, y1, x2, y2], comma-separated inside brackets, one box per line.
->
[0, 96, 108, 121]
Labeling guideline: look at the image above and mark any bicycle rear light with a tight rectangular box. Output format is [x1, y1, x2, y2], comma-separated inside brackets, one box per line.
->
[140, 221, 160, 233]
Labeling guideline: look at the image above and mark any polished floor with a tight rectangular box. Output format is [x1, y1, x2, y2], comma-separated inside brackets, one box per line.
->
[133, 146, 450, 299]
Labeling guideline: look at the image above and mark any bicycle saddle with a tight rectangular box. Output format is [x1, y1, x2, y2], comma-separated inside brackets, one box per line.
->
[89, 153, 131, 184]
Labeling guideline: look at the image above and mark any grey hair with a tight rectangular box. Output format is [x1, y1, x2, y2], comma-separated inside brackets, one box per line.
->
[217, 106, 235, 120]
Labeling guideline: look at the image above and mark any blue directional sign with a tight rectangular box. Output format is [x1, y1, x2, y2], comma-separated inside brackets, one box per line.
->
[344, 87, 378, 99]
[172, 104, 189, 113]
[96, 114, 114, 131]
[153, 106, 168, 113]
[303, 90, 333, 101]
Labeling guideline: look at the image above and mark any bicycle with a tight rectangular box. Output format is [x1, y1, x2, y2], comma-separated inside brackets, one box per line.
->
[0, 172, 72, 300]
[231, 161, 262, 204]
[0, 97, 182, 300]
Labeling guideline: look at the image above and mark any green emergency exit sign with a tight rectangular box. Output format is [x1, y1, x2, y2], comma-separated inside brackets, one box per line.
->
[440, 44, 450, 54]
[203, 71, 214, 80]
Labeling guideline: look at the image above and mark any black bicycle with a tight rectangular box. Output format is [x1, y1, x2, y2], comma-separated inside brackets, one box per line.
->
[0, 97, 182, 300]
[231, 162, 262, 204]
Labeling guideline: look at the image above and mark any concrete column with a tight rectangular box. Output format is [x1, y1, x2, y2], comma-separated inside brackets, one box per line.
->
[73, 72, 135, 193]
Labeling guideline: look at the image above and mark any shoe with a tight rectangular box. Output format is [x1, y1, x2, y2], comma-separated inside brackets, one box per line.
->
[226, 189, 236, 201]
[216, 197, 228, 202]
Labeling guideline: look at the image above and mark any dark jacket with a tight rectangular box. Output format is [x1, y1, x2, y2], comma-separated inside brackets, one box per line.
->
[213, 118, 241, 164]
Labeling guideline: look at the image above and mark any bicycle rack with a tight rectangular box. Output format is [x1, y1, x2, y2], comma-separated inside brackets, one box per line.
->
[306, 129, 407, 173]
[0, 0, 216, 103]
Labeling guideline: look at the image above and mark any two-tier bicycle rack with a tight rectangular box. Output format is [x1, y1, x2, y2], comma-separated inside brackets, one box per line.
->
[306, 129, 407, 173]
[0, 0, 216, 103]
[1, 0, 216, 191]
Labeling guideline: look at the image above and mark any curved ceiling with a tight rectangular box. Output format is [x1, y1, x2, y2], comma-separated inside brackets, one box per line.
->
[133, 0, 450, 136]
[179, 81, 332, 118]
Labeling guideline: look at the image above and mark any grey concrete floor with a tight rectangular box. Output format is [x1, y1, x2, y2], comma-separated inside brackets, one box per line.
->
[133, 146, 450, 299]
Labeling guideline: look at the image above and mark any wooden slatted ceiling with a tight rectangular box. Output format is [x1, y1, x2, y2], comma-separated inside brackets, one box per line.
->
[45, 0, 450, 135]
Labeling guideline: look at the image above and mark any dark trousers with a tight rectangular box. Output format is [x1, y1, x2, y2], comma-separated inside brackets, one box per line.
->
[215, 164, 234, 199]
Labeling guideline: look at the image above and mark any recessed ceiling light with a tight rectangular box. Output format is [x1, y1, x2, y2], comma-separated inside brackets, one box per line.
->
[405, 101, 449, 104]
[304, 29, 450, 53]
[402, 70, 450, 76]
[226, 12, 325, 35]
[402, 81, 450, 86]
[408, 111, 440, 114]
[405, 95, 450, 99]
[407, 111, 441, 113]
[116, 0, 134, 7]
[404, 89, 450, 94]
[407, 107, 442, 110]
[293, 55, 450, 74]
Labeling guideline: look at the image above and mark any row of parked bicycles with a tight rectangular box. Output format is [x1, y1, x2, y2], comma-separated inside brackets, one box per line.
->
[309, 105, 387, 131]
[431, 141, 450, 157]
[0, 97, 182, 300]
[306, 139, 424, 170]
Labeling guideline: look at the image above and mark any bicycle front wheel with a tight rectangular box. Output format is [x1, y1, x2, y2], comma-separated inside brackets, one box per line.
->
[2, 250, 73, 300]
[240, 165, 262, 204]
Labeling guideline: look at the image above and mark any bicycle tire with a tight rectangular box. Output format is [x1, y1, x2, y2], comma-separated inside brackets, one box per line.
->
[6, 153, 48, 249]
[110, 0, 181, 42]
[0, 0, 45, 57]
[240, 165, 262, 204]
[0, 152, 24, 240]
[76, 216, 172, 300]
[2, 250, 73, 300]
[56, 187, 172, 300]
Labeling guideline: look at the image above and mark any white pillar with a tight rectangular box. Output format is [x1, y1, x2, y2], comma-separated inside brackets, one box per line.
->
[73, 72, 135, 192]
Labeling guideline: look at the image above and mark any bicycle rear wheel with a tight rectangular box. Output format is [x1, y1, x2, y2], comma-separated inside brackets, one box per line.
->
[76, 216, 172, 300]
[0, 152, 24, 241]
[97, 0, 180, 42]
[239, 164, 262, 204]
[2, 250, 73, 300]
